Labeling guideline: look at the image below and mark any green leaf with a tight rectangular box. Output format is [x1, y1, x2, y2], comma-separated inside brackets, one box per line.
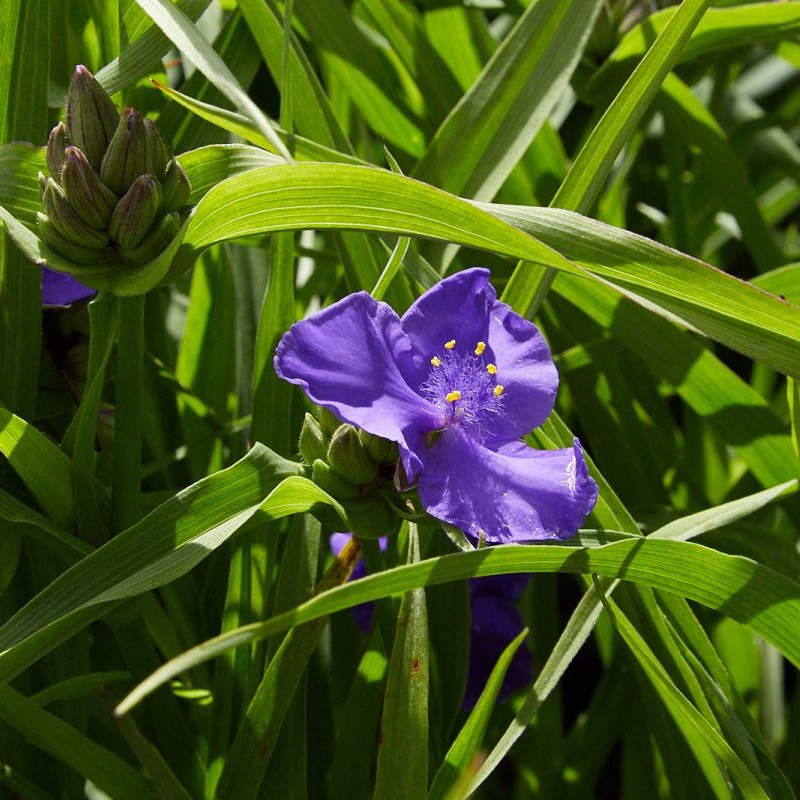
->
[486, 205, 800, 379]
[135, 0, 292, 160]
[153, 82, 365, 165]
[178, 162, 574, 268]
[0, 488, 90, 564]
[651, 480, 798, 542]
[0, 685, 158, 800]
[413, 0, 603, 202]
[374, 525, 428, 800]
[0, 445, 303, 685]
[588, 2, 800, 100]
[549, 273, 797, 492]
[0, 0, 48, 418]
[116, 538, 800, 713]
[95, 0, 210, 96]
[658, 73, 783, 272]
[0, 142, 43, 227]
[213, 528, 360, 800]
[553, 0, 713, 215]
[428, 628, 528, 800]
[0, 407, 75, 531]
[178, 143, 283, 204]
[291, 0, 426, 156]
[597, 584, 770, 798]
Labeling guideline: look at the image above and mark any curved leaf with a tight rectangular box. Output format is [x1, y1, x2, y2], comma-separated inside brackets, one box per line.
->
[116, 537, 800, 713]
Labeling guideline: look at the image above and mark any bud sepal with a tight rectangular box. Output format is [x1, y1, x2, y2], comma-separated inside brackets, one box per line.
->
[327, 424, 379, 485]
[61, 147, 118, 229]
[108, 174, 162, 250]
[66, 65, 119, 171]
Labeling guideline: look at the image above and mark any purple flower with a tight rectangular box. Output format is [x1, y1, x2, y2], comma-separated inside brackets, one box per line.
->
[276, 268, 597, 543]
[464, 574, 533, 708]
[329, 534, 533, 708]
[41, 267, 96, 307]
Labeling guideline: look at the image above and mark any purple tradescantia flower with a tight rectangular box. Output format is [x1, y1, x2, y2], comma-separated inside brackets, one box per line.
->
[464, 573, 533, 708]
[329, 534, 532, 708]
[276, 268, 597, 543]
[41, 267, 96, 307]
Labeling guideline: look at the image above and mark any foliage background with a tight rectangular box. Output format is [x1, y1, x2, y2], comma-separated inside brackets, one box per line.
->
[1, 0, 800, 797]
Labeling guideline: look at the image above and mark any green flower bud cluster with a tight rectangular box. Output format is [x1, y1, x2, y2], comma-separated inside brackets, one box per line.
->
[299, 410, 401, 539]
[37, 65, 191, 267]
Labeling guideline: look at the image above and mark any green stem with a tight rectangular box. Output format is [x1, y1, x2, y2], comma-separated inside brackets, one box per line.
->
[111, 293, 145, 534]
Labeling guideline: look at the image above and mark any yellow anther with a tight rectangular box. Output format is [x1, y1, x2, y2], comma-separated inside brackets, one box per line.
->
[493, 385, 504, 398]
[430, 356, 441, 367]
[446, 390, 461, 403]
[486, 363, 497, 375]
[444, 339, 456, 350]
[474, 341, 486, 355]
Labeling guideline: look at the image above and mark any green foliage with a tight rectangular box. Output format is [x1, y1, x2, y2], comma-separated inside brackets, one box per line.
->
[1, 0, 800, 797]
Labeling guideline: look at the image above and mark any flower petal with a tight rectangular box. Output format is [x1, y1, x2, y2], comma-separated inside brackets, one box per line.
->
[275, 292, 436, 478]
[400, 268, 493, 374]
[401, 268, 558, 439]
[418, 428, 598, 543]
[485, 296, 558, 440]
[41, 268, 96, 307]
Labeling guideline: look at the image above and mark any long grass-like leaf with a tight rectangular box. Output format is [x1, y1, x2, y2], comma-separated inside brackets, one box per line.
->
[117, 537, 800, 713]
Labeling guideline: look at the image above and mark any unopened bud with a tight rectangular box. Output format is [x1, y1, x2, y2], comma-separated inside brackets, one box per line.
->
[46, 122, 69, 178]
[118, 210, 181, 265]
[317, 406, 341, 438]
[66, 65, 119, 171]
[41, 179, 110, 249]
[100, 108, 148, 196]
[37, 212, 112, 265]
[160, 157, 191, 212]
[61, 146, 119, 230]
[38, 171, 49, 200]
[358, 430, 397, 464]
[109, 174, 161, 250]
[312, 459, 361, 502]
[142, 118, 167, 177]
[327, 424, 378, 485]
[299, 413, 329, 465]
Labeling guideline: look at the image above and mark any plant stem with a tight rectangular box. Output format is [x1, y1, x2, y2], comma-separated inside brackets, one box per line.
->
[111, 293, 145, 534]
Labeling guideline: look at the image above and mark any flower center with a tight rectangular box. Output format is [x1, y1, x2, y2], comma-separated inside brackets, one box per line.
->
[421, 339, 505, 436]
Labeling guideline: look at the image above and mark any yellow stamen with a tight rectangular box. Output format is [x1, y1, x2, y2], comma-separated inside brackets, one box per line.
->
[430, 356, 441, 367]
[444, 339, 456, 350]
[446, 390, 461, 403]
[493, 385, 504, 398]
[474, 341, 486, 355]
[486, 363, 497, 375]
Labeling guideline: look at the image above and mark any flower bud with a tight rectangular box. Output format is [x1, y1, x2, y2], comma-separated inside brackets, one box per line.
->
[46, 122, 69, 179]
[118, 210, 181, 265]
[312, 459, 361, 502]
[317, 406, 341, 438]
[299, 412, 329, 465]
[66, 65, 119, 171]
[109, 174, 162, 250]
[142, 118, 168, 177]
[61, 146, 119, 230]
[100, 108, 148, 196]
[37, 213, 112, 265]
[160, 157, 191, 212]
[358, 429, 397, 465]
[327, 424, 379, 485]
[41, 178, 110, 249]
[38, 171, 49, 200]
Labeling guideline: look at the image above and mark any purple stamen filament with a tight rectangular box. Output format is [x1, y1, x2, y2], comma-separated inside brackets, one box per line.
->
[421, 339, 505, 436]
